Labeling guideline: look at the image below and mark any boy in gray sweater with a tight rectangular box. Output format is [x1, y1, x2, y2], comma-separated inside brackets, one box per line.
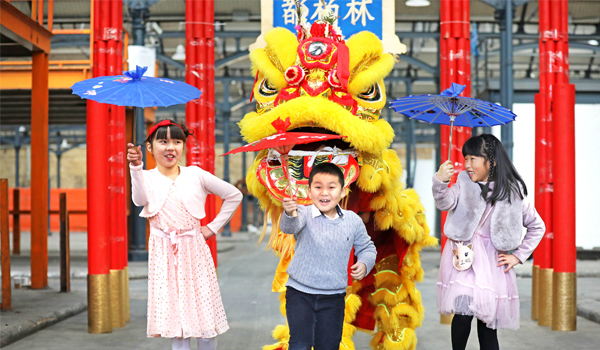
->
[281, 162, 376, 350]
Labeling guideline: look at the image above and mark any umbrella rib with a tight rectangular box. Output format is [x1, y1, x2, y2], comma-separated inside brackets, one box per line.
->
[407, 106, 439, 120]
[473, 101, 516, 120]
[428, 110, 444, 124]
[139, 82, 165, 107]
[463, 113, 474, 128]
[470, 112, 493, 127]
[390, 100, 434, 107]
[147, 79, 193, 106]
[391, 101, 436, 114]
[472, 108, 508, 125]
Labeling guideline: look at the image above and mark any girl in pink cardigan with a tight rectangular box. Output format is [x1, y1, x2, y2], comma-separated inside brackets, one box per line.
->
[433, 134, 545, 350]
[127, 120, 242, 350]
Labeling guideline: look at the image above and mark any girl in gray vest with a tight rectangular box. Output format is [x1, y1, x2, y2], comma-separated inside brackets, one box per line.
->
[432, 134, 545, 350]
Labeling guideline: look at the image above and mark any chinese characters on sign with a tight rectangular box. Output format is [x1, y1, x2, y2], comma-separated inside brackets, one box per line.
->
[274, 0, 382, 39]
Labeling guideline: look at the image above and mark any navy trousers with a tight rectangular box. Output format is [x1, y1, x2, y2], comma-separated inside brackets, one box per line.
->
[285, 286, 346, 350]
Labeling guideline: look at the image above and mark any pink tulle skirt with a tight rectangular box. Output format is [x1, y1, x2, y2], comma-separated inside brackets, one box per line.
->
[437, 231, 521, 330]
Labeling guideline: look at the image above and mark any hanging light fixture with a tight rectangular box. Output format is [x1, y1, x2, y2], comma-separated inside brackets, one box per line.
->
[172, 44, 186, 60]
[406, 0, 431, 7]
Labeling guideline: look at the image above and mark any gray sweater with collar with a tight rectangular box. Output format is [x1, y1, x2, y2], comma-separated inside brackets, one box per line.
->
[280, 205, 377, 295]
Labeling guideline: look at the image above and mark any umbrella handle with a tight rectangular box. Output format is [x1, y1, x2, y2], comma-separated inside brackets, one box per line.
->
[132, 107, 137, 146]
[448, 118, 455, 163]
[281, 153, 298, 217]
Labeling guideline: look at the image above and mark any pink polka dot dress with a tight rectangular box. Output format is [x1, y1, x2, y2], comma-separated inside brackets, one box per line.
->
[147, 183, 228, 339]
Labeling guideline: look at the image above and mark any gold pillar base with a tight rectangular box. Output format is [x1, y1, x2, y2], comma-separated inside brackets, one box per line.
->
[88, 274, 112, 334]
[532, 265, 539, 321]
[538, 268, 553, 327]
[552, 272, 577, 331]
[110, 269, 125, 328]
[440, 314, 453, 325]
[123, 266, 130, 323]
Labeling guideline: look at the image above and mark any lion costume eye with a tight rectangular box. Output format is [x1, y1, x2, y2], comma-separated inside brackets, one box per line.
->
[259, 78, 279, 97]
[357, 83, 382, 103]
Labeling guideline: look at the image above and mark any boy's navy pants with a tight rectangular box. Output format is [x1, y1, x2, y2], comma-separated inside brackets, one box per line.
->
[285, 286, 346, 350]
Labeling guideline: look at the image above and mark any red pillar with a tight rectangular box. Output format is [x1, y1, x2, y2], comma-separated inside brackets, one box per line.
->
[185, 0, 200, 167]
[535, 0, 555, 328]
[87, 0, 112, 333]
[550, 0, 576, 331]
[204, 0, 218, 265]
[439, 0, 472, 251]
[106, 0, 126, 328]
[552, 84, 575, 274]
[186, 0, 217, 265]
[438, 0, 471, 325]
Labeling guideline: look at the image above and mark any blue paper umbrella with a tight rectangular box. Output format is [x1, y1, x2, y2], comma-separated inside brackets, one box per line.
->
[390, 83, 516, 161]
[71, 66, 201, 144]
[71, 65, 200, 107]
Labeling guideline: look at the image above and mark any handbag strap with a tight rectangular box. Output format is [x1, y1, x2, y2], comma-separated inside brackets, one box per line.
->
[474, 205, 494, 234]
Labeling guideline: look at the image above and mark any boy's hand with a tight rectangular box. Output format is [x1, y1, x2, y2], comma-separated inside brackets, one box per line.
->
[498, 254, 520, 273]
[201, 226, 215, 240]
[351, 262, 367, 280]
[127, 143, 143, 167]
[436, 160, 454, 182]
[282, 197, 298, 216]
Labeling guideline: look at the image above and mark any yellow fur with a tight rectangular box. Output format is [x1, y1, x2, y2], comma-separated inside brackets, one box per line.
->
[250, 28, 298, 90]
[370, 329, 418, 350]
[239, 97, 395, 154]
[348, 56, 395, 97]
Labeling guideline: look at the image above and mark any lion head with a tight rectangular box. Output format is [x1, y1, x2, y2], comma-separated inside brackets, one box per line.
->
[240, 22, 397, 212]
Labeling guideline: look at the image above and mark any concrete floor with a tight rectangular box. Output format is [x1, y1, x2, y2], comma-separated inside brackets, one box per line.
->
[3, 240, 600, 350]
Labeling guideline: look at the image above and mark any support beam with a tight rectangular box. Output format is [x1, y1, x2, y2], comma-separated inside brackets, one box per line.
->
[499, 0, 514, 160]
[0, 1, 53, 54]
[30, 50, 49, 289]
[0, 68, 92, 90]
[399, 55, 437, 75]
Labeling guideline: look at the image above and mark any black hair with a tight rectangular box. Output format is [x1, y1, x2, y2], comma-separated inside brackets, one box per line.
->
[462, 133, 527, 204]
[308, 162, 345, 188]
[144, 119, 192, 145]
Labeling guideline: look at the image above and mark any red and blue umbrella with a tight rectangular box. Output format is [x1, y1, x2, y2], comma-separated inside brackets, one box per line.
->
[390, 83, 516, 160]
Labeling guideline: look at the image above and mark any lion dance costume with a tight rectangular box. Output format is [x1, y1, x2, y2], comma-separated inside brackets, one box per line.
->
[240, 17, 438, 350]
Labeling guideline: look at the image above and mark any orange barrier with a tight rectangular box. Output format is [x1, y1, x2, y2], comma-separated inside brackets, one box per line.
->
[8, 188, 88, 232]
[8, 188, 244, 233]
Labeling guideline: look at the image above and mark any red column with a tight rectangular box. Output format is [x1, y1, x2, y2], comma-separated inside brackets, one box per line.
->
[552, 84, 575, 274]
[438, 0, 471, 325]
[88, 0, 124, 333]
[535, 0, 553, 274]
[536, 0, 555, 327]
[186, 0, 217, 265]
[204, 0, 218, 266]
[550, 0, 576, 332]
[107, 0, 126, 328]
[185, 0, 200, 167]
[536, 0, 576, 329]
[439, 0, 472, 251]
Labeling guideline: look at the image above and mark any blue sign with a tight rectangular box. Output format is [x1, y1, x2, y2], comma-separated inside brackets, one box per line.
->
[273, 0, 383, 40]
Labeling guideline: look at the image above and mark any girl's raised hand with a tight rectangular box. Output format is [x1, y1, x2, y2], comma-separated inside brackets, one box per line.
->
[127, 143, 143, 167]
[498, 254, 520, 273]
[436, 160, 455, 182]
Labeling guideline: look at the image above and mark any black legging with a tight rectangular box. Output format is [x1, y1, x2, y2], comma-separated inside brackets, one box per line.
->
[451, 314, 499, 350]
